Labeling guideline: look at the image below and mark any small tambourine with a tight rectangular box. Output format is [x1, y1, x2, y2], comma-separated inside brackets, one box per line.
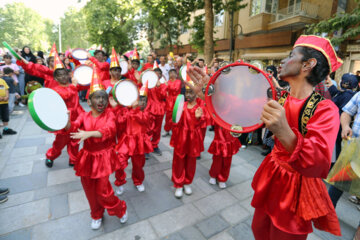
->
[172, 94, 184, 123]
[180, 65, 187, 81]
[204, 60, 275, 137]
[120, 60, 128, 75]
[112, 80, 139, 106]
[72, 48, 88, 60]
[28, 88, 68, 131]
[73, 65, 93, 86]
[141, 70, 158, 89]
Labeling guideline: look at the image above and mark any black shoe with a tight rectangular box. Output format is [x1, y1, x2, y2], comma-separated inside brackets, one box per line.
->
[3, 128, 17, 135]
[209, 126, 214, 131]
[0, 195, 8, 204]
[153, 148, 162, 156]
[145, 153, 150, 159]
[0, 188, 9, 196]
[261, 149, 271, 156]
[162, 132, 170, 137]
[196, 156, 201, 160]
[0, 134, 2, 139]
[69, 163, 74, 167]
[45, 159, 53, 168]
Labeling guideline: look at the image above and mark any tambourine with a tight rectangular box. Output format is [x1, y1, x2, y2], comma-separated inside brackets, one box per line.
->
[180, 65, 187, 81]
[120, 60, 128, 75]
[73, 65, 93, 86]
[28, 88, 68, 131]
[172, 94, 184, 123]
[141, 70, 158, 89]
[112, 80, 139, 106]
[72, 48, 88, 60]
[204, 60, 275, 137]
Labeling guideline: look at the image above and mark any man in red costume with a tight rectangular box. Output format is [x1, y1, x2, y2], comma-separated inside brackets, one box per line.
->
[141, 55, 154, 72]
[186, 35, 343, 239]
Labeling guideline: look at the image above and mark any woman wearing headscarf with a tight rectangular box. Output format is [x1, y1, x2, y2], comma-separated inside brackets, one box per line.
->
[21, 46, 37, 85]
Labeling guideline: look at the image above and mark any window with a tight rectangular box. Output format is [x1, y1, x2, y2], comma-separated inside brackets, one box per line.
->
[214, 10, 224, 27]
[180, 25, 188, 34]
[250, 0, 278, 16]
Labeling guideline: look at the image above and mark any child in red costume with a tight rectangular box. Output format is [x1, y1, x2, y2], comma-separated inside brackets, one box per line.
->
[114, 84, 153, 193]
[163, 69, 181, 136]
[186, 35, 343, 240]
[170, 84, 204, 198]
[123, 50, 142, 88]
[208, 124, 241, 189]
[35, 53, 84, 168]
[69, 73, 127, 230]
[87, 50, 110, 81]
[147, 68, 167, 156]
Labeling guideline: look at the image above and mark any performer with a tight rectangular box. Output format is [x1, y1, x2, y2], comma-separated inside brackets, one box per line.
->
[208, 124, 241, 189]
[147, 68, 167, 156]
[87, 50, 110, 81]
[141, 55, 154, 72]
[102, 48, 122, 96]
[114, 83, 153, 193]
[186, 35, 342, 239]
[170, 82, 204, 198]
[44, 52, 84, 168]
[163, 69, 182, 137]
[123, 48, 142, 88]
[69, 71, 127, 230]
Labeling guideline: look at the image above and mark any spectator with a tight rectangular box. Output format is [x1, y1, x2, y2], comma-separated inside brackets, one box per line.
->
[2, 68, 17, 113]
[0, 75, 17, 138]
[63, 58, 74, 71]
[0, 54, 20, 85]
[21, 46, 37, 85]
[159, 56, 171, 80]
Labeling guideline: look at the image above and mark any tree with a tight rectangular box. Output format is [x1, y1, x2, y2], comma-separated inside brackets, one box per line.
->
[307, 0, 360, 46]
[83, 0, 141, 54]
[0, 2, 52, 51]
[204, 0, 214, 65]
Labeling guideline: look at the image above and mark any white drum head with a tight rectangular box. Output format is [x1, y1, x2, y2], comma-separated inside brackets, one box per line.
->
[73, 65, 93, 86]
[120, 60, 128, 75]
[72, 48, 88, 60]
[141, 70, 158, 89]
[113, 80, 139, 106]
[28, 88, 68, 131]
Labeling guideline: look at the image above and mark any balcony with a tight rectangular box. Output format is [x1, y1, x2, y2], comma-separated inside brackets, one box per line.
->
[268, 2, 319, 30]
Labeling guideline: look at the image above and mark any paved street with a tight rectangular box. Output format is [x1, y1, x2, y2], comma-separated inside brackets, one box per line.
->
[0, 103, 358, 240]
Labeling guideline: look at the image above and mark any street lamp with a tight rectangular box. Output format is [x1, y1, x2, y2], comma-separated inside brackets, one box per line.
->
[229, 22, 244, 62]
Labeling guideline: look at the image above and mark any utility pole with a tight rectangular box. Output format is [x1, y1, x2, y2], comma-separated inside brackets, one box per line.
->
[59, 20, 62, 53]
[229, 10, 234, 62]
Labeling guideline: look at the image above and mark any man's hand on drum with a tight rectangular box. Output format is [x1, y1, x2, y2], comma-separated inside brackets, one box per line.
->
[186, 66, 210, 100]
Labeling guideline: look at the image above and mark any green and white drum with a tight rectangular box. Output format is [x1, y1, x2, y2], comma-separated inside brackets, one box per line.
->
[180, 65, 187, 81]
[2, 41, 21, 60]
[112, 80, 139, 106]
[28, 88, 68, 131]
[172, 94, 184, 123]
[141, 70, 158, 89]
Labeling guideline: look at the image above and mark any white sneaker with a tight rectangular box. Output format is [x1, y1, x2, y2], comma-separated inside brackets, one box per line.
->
[209, 177, 216, 185]
[218, 182, 227, 189]
[174, 188, 183, 198]
[115, 185, 124, 195]
[241, 145, 247, 149]
[18, 102, 25, 107]
[136, 184, 145, 192]
[91, 218, 102, 230]
[120, 210, 128, 224]
[183, 185, 192, 195]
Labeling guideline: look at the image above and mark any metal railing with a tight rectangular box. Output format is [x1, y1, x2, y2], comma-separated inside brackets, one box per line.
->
[272, 2, 319, 22]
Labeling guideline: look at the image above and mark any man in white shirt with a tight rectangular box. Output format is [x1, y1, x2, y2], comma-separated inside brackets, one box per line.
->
[159, 56, 171, 81]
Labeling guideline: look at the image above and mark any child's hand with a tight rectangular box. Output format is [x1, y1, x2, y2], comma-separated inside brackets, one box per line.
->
[65, 111, 71, 130]
[132, 100, 139, 109]
[87, 52, 92, 59]
[109, 96, 118, 108]
[70, 129, 91, 143]
[195, 107, 203, 119]
[71, 77, 78, 86]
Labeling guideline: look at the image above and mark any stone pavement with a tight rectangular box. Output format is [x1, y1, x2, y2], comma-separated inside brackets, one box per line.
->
[0, 104, 359, 240]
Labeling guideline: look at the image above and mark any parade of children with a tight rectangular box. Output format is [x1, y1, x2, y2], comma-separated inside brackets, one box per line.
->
[1, 33, 360, 239]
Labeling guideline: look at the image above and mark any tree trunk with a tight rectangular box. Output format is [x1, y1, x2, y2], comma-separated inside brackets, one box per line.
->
[204, 0, 214, 65]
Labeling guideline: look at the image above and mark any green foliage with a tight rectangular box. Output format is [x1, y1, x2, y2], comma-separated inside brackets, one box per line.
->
[83, 0, 141, 54]
[307, 1, 360, 46]
[190, 14, 206, 53]
[0, 2, 52, 51]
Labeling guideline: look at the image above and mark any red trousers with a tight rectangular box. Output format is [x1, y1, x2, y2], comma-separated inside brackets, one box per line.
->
[172, 152, 196, 188]
[252, 208, 308, 240]
[201, 127, 206, 143]
[46, 133, 79, 164]
[151, 114, 164, 149]
[209, 155, 232, 182]
[164, 110, 172, 132]
[81, 176, 127, 220]
[115, 155, 145, 186]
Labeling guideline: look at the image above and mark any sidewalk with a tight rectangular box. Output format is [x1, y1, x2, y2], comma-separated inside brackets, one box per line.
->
[0, 104, 358, 240]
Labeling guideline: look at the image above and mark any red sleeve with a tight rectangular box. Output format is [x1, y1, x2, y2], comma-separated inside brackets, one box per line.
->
[156, 84, 167, 100]
[17, 60, 48, 79]
[98, 110, 116, 141]
[287, 100, 339, 178]
[70, 111, 85, 132]
[89, 57, 110, 71]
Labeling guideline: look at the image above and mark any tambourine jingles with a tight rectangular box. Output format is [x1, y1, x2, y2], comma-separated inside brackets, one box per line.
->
[204, 60, 276, 137]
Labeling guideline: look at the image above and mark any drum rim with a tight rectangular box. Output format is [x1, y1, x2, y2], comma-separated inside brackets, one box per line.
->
[72, 48, 88, 60]
[141, 70, 158, 89]
[28, 88, 67, 132]
[112, 80, 139, 106]
[204, 60, 276, 134]
[172, 94, 184, 123]
[73, 64, 93, 86]
[180, 65, 187, 81]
